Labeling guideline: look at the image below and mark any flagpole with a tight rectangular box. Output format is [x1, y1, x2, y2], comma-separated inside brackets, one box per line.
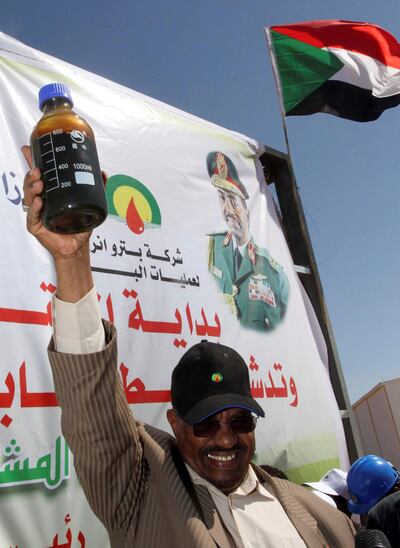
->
[280, 112, 293, 160]
[264, 25, 363, 463]
[265, 28, 293, 160]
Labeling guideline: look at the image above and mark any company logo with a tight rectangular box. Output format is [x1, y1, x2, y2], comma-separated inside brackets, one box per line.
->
[211, 372, 223, 383]
[105, 174, 161, 234]
[70, 130, 85, 143]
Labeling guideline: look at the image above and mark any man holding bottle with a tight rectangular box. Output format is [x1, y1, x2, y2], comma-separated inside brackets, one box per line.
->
[21, 146, 354, 547]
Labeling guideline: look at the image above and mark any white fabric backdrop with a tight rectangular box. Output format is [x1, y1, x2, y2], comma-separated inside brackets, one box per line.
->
[0, 32, 348, 546]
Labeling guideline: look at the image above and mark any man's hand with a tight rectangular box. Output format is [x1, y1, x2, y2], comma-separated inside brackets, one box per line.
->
[22, 145, 92, 260]
[22, 145, 107, 302]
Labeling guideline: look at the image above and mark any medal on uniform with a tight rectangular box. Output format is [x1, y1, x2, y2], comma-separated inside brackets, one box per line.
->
[248, 275, 276, 307]
[211, 265, 223, 279]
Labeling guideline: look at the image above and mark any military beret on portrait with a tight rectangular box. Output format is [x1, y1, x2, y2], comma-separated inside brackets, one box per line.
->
[206, 151, 249, 200]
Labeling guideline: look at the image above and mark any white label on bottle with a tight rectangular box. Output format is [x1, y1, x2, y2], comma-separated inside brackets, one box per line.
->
[75, 171, 95, 185]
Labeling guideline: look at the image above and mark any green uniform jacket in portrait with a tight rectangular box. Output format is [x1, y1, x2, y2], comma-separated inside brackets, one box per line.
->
[208, 233, 290, 331]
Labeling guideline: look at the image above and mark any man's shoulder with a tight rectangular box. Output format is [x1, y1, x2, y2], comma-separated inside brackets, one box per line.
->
[208, 232, 230, 252]
[369, 490, 400, 516]
[253, 244, 284, 272]
[253, 464, 355, 543]
[208, 231, 228, 241]
[252, 463, 305, 494]
[256, 467, 343, 508]
[141, 423, 176, 448]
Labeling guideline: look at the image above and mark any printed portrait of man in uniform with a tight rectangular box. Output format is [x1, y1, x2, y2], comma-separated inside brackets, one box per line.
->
[206, 151, 290, 331]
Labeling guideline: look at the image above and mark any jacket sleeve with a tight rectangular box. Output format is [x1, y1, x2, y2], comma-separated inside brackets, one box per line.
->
[48, 320, 148, 535]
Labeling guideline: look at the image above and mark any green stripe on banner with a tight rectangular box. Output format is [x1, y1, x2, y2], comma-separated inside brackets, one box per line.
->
[253, 431, 340, 483]
[285, 458, 341, 484]
[271, 30, 344, 113]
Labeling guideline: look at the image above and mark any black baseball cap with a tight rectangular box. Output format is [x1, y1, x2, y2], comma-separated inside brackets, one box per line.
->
[171, 340, 265, 424]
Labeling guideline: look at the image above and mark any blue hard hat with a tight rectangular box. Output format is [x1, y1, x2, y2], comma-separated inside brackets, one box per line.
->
[347, 454, 399, 514]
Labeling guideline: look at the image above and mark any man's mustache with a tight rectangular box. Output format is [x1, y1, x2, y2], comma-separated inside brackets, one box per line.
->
[201, 444, 245, 455]
[225, 213, 241, 227]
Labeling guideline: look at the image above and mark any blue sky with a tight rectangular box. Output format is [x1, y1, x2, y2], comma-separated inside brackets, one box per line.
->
[2, 0, 400, 404]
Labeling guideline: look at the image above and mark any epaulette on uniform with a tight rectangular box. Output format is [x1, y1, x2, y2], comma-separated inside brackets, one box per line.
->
[206, 232, 227, 237]
[255, 245, 283, 271]
[207, 235, 214, 271]
[208, 232, 230, 270]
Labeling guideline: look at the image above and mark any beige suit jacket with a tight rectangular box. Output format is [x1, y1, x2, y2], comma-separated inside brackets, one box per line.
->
[48, 321, 355, 548]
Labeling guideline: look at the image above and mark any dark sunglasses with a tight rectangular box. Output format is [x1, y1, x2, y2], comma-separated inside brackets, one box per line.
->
[192, 413, 257, 438]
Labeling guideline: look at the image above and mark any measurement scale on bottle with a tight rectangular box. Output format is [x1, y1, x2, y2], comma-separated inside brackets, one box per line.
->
[37, 129, 96, 192]
[38, 132, 63, 192]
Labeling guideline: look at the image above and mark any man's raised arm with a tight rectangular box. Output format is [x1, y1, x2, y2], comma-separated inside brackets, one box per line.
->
[22, 146, 146, 539]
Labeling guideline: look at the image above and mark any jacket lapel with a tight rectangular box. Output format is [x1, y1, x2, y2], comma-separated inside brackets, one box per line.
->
[221, 237, 254, 285]
[272, 486, 325, 548]
[167, 443, 234, 547]
[221, 238, 235, 285]
[252, 465, 326, 548]
[195, 484, 236, 548]
[236, 251, 253, 284]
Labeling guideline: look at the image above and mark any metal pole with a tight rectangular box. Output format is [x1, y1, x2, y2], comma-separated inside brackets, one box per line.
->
[259, 146, 363, 462]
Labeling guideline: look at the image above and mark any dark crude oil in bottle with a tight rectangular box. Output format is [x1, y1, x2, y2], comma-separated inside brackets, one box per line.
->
[30, 82, 108, 233]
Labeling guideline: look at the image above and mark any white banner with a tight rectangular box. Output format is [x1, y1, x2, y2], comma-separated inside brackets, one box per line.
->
[0, 32, 348, 546]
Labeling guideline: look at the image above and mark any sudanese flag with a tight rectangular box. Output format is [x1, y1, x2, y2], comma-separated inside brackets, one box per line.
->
[266, 20, 400, 122]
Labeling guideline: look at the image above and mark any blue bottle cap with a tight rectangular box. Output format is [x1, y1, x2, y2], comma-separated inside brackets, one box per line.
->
[38, 83, 73, 111]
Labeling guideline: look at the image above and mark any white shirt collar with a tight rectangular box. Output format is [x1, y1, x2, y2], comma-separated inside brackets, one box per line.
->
[232, 236, 251, 257]
[186, 463, 274, 500]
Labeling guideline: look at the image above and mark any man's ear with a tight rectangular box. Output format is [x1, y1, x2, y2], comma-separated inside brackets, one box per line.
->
[167, 409, 179, 436]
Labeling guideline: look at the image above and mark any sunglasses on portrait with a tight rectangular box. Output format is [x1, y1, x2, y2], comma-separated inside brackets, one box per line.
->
[192, 413, 257, 438]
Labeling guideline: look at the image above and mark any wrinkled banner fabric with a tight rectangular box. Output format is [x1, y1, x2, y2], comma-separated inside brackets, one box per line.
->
[0, 32, 348, 546]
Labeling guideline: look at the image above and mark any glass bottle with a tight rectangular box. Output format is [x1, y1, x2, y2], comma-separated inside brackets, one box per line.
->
[30, 82, 108, 233]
